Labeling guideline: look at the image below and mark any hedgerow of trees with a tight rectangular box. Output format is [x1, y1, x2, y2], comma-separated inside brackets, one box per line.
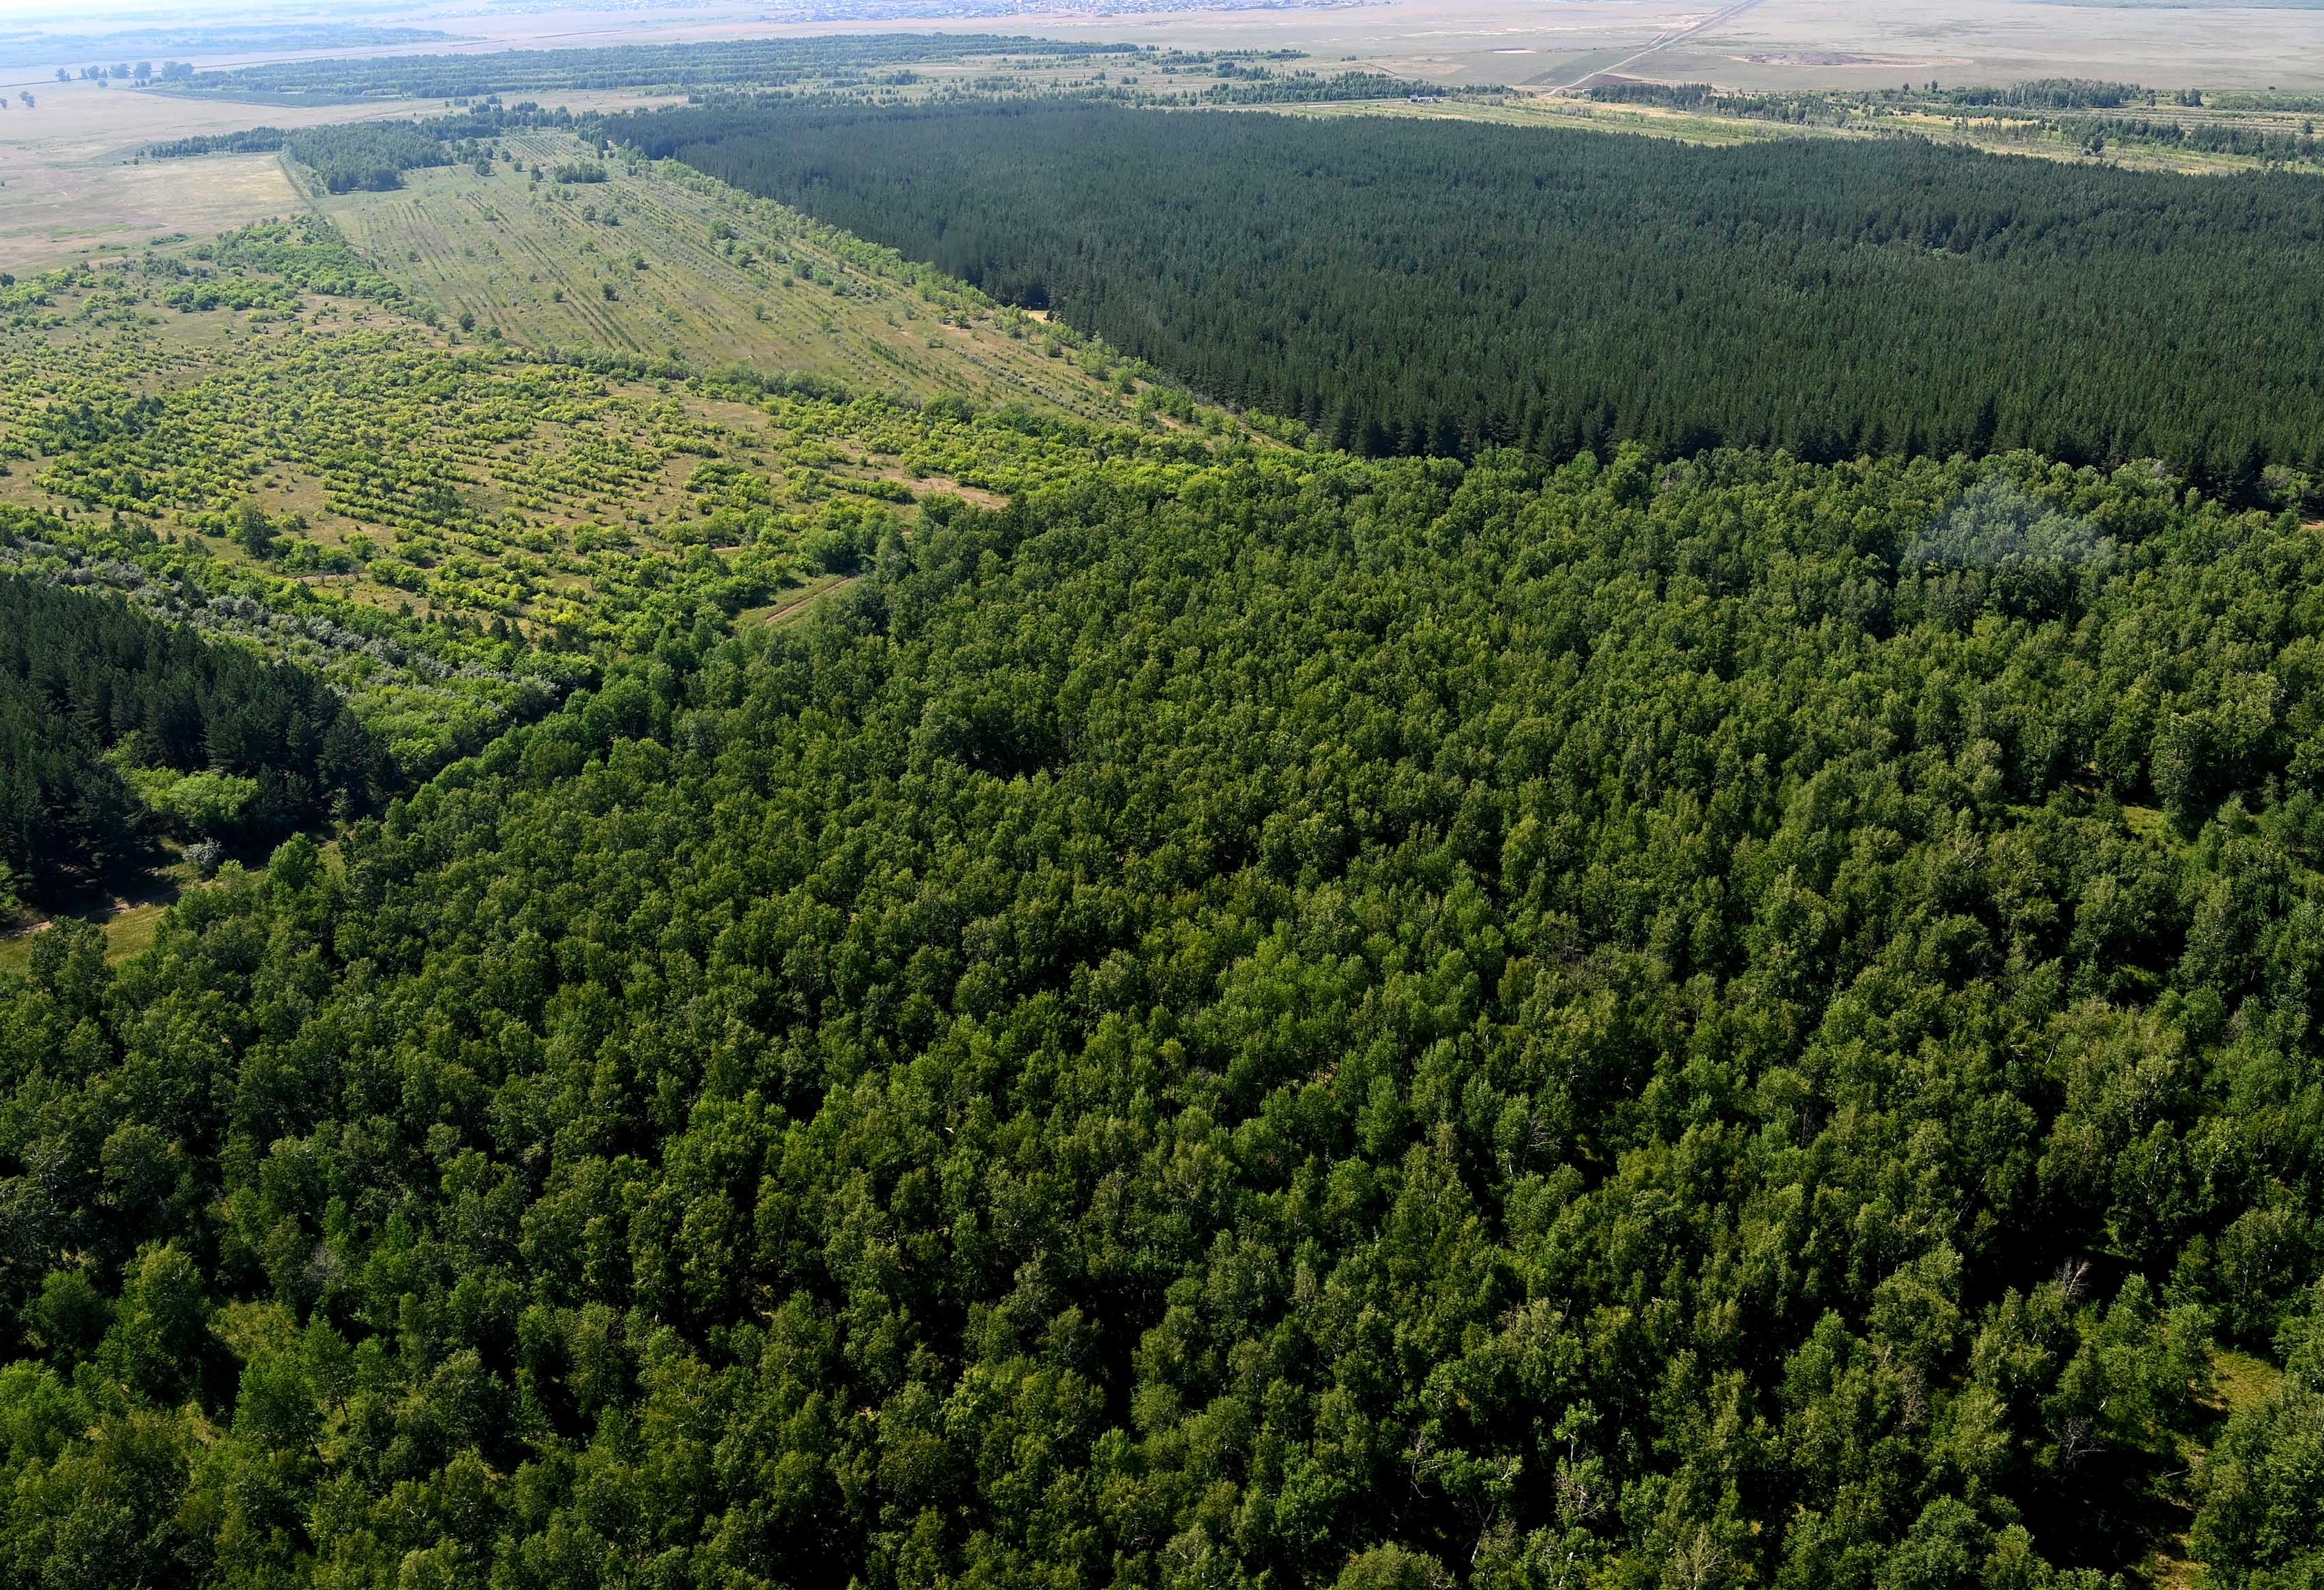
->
[4, 443, 2324, 1587]
[144, 127, 289, 160]
[615, 99, 2324, 497]
[171, 35, 1145, 104]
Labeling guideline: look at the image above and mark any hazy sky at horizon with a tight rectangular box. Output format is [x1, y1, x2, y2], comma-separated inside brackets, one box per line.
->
[0, 1, 379, 23]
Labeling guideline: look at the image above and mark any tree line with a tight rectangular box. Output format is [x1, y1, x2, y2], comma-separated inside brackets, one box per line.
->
[145, 127, 288, 160]
[1583, 82, 2324, 169]
[280, 122, 449, 193]
[1, 445, 2321, 1585]
[0, 571, 385, 906]
[171, 36, 1147, 105]
[613, 98, 2324, 498]
[142, 124, 448, 192]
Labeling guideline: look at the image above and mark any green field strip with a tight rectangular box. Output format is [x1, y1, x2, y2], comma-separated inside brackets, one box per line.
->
[314, 128, 1155, 427]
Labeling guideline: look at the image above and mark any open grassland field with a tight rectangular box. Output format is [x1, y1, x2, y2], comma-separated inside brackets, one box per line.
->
[0, 217, 1239, 780]
[1528, 79, 2324, 178]
[0, 79, 700, 275]
[1631, 0, 2324, 95]
[1237, 0, 2324, 95]
[11, 0, 2322, 122]
[117, 0, 2324, 94]
[0, 79, 441, 274]
[317, 129, 1151, 418]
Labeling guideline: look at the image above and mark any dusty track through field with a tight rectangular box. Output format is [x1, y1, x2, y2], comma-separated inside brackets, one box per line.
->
[1552, 0, 1772, 91]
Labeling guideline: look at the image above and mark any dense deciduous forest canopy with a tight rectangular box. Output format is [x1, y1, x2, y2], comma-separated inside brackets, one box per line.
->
[613, 99, 2324, 498]
[5, 445, 2324, 1588]
[0, 572, 385, 905]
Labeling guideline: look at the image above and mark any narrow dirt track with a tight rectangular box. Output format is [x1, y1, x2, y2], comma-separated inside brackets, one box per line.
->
[1553, 0, 1773, 93]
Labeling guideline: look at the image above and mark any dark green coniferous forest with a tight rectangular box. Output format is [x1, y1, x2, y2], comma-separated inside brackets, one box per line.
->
[0, 571, 384, 905]
[616, 99, 2324, 494]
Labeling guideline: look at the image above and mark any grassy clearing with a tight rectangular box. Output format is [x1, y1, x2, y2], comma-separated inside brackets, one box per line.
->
[2135, 1347, 2293, 1588]
[2211, 1348, 2287, 1416]
[0, 153, 305, 273]
[0, 77, 689, 274]
[0, 79, 441, 274]
[0, 885, 180, 974]
[0, 836, 337, 970]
